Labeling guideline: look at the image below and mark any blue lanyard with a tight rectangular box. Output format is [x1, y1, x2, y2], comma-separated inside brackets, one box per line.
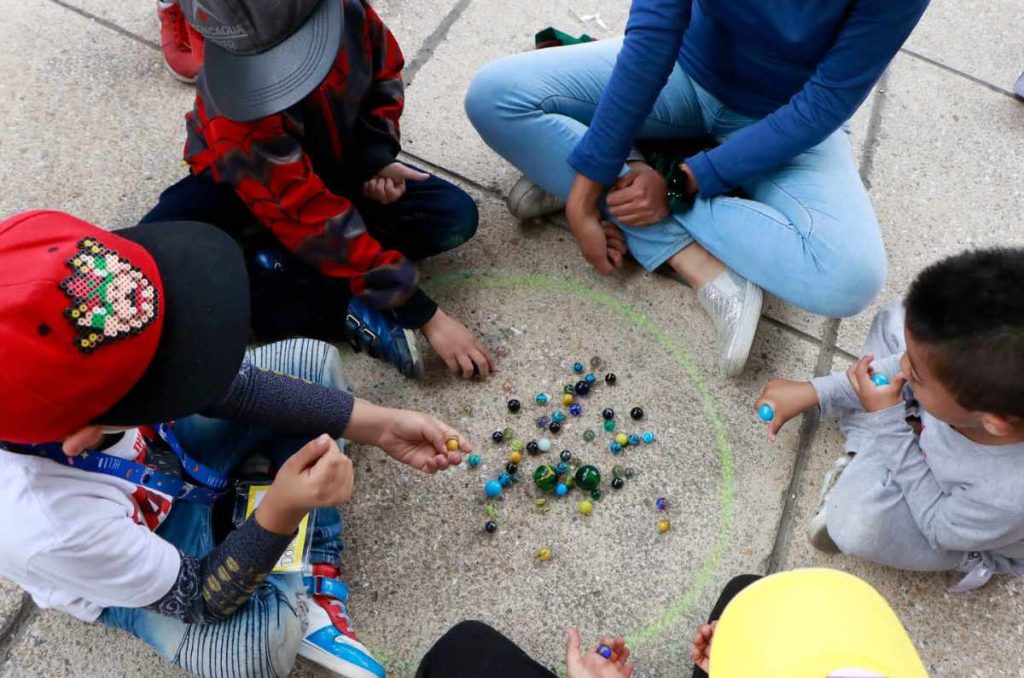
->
[22, 425, 230, 504]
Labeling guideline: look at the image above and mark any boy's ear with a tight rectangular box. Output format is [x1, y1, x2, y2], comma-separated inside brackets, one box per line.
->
[979, 412, 1017, 437]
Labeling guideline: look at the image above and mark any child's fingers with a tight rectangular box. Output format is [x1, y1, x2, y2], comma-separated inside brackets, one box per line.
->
[622, 663, 635, 677]
[479, 343, 498, 373]
[608, 248, 624, 269]
[852, 355, 878, 393]
[468, 348, 491, 379]
[400, 166, 430, 181]
[281, 434, 334, 473]
[385, 178, 404, 202]
[455, 353, 475, 379]
[62, 425, 104, 457]
[565, 628, 583, 671]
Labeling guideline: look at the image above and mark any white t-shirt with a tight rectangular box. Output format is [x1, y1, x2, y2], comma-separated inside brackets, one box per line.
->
[0, 430, 181, 621]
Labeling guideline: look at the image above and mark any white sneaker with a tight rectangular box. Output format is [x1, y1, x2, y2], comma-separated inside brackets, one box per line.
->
[807, 454, 853, 554]
[507, 176, 566, 220]
[696, 270, 763, 377]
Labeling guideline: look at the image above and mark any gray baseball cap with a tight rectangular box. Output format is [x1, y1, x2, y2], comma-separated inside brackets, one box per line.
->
[180, 0, 343, 122]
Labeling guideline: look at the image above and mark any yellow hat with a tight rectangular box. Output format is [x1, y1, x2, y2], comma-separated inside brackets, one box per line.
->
[710, 569, 929, 678]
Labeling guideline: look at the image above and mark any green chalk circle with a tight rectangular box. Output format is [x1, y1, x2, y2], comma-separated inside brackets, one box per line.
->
[364, 269, 735, 672]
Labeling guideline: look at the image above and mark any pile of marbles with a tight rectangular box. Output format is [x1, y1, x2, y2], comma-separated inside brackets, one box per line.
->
[465, 355, 670, 561]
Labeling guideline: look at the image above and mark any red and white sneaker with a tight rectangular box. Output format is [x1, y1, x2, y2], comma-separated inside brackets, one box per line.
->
[300, 564, 386, 678]
[157, 1, 204, 84]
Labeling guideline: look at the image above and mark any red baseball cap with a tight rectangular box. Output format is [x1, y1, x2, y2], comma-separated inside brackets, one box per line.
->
[0, 211, 250, 444]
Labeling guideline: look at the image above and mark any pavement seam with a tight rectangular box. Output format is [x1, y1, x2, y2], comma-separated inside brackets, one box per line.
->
[899, 47, 1019, 100]
[403, 0, 474, 85]
[398, 150, 504, 199]
[0, 595, 38, 672]
[858, 69, 890, 191]
[764, 71, 891, 572]
[41, 0, 159, 51]
[764, 317, 839, 573]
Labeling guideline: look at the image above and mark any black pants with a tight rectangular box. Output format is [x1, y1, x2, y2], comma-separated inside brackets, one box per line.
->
[140, 170, 478, 340]
[415, 575, 762, 678]
[416, 620, 556, 678]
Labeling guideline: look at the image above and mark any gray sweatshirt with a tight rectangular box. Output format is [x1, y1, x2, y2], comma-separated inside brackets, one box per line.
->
[812, 364, 1024, 564]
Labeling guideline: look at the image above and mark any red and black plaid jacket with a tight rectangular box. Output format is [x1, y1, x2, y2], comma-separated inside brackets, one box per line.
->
[184, 0, 430, 319]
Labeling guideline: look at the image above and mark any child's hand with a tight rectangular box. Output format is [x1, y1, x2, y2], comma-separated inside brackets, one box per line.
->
[565, 628, 634, 678]
[258, 434, 353, 535]
[362, 162, 429, 205]
[754, 379, 819, 442]
[690, 621, 716, 673]
[373, 408, 469, 473]
[421, 308, 496, 379]
[607, 162, 670, 227]
[847, 354, 907, 412]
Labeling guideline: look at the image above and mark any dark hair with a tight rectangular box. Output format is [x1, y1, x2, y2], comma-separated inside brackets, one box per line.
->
[905, 247, 1024, 418]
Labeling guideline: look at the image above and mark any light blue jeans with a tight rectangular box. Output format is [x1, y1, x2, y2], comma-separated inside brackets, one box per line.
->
[465, 38, 885, 318]
[99, 340, 347, 677]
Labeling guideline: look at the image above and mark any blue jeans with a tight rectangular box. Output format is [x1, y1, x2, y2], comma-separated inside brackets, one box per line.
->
[465, 38, 885, 318]
[99, 341, 346, 677]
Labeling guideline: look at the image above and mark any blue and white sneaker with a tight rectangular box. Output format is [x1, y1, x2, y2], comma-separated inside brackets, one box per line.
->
[343, 298, 423, 378]
[300, 565, 386, 678]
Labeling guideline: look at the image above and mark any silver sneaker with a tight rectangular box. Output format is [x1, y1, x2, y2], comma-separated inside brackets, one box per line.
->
[696, 270, 763, 377]
[807, 454, 853, 554]
[507, 176, 566, 220]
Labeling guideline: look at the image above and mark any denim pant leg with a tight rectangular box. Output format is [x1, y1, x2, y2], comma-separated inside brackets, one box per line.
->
[98, 415, 309, 677]
[352, 171, 480, 261]
[467, 40, 884, 318]
[466, 38, 707, 202]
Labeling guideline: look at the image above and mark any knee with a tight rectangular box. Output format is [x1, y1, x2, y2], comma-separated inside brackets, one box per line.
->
[453, 191, 479, 244]
[811, 248, 886, 318]
[465, 58, 533, 137]
[261, 583, 306, 677]
[438, 187, 479, 249]
[432, 620, 500, 653]
[825, 483, 884, 559]
[265, 612, 304, 678]
[175, 584, 304, 678]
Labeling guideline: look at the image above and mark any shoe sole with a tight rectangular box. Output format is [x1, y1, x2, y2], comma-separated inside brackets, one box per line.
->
[721, 280, 763, 377]
[401, 327, 424, 379]
[506, 179, 565, 221]
[807, 509, 840, 554]
[161, 59, 197, 85]
[346, 319, 422, 379]
[298, 643, 384, 678]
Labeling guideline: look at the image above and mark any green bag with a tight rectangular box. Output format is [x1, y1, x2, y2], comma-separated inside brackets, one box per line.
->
[534, 27, 595, 49]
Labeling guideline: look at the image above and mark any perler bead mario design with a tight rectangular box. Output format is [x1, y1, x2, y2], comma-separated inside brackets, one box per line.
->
[59, 238, 158, 353]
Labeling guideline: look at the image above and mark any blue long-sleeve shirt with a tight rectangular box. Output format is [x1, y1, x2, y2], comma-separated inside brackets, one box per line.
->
[568, 0, 930, 196]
